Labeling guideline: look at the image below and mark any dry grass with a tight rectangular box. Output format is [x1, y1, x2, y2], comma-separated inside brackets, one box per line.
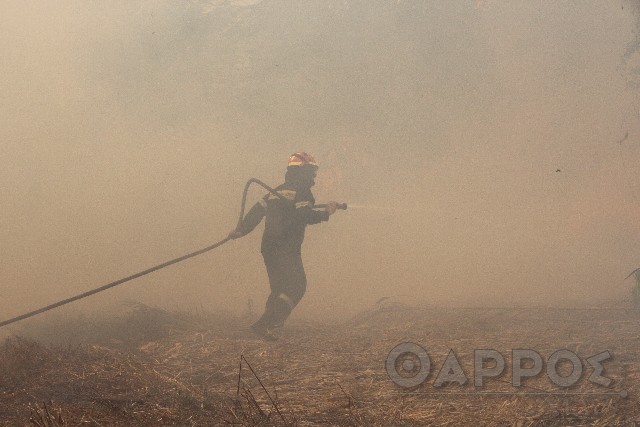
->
[1, 303, 640, 426]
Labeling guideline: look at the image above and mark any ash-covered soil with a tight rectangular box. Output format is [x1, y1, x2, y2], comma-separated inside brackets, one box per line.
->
[1, 304, 639, 426]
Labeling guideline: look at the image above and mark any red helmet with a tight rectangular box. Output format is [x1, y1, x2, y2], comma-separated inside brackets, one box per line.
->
[288, 152, 318, 168]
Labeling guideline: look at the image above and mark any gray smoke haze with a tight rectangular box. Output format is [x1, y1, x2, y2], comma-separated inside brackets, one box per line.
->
[1, 1, 639, 330]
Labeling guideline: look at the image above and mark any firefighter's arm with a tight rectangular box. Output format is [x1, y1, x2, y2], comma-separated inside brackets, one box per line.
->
[229, 198, 267, 239]
[294, 199, 330, 225]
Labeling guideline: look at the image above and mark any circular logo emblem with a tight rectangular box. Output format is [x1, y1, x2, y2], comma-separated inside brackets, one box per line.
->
[385, 342, 431, 388]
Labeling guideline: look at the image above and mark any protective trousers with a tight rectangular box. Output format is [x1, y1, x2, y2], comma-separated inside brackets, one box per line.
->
[254, 250, 307, 329]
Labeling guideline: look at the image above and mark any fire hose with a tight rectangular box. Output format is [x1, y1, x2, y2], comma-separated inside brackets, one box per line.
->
[0, 178, 347, 328]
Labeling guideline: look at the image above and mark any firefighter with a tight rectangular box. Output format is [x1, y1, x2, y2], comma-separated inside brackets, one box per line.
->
[228, 152, 339, 341]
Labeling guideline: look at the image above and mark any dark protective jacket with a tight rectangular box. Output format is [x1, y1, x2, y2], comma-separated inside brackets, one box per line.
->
[237, 182, 329, 254]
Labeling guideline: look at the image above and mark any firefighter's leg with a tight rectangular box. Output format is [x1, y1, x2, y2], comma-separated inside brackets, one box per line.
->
[252, 251, 287, 333]
[269, 253, 307, 328]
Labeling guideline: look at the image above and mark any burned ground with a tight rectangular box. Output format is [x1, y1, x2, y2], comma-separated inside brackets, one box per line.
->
[1, 304, 639, 426]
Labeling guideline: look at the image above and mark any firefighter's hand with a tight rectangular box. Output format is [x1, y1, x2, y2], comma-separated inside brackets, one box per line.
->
[326, 201, 338, 216]
[228, 229, 243, 240]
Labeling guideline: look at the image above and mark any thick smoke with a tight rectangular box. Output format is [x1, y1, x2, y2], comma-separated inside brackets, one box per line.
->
[1, 1, 639, 330]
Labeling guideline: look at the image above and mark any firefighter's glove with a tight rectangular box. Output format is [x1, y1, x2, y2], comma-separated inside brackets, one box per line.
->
[228, 229, 244, 240]
[326, 201, 338, 216]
